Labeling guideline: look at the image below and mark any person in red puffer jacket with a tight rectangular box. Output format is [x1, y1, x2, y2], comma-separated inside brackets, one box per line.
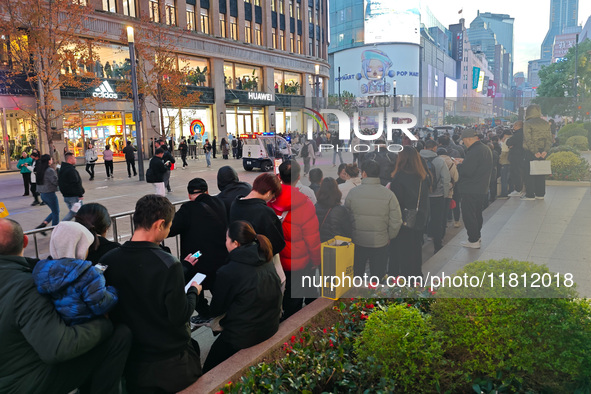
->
[269, 160, 321, 320]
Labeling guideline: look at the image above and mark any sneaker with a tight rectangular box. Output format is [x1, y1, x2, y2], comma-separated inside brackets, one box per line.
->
[520, 196, 535, 201]
[89, 177, 94, 181]
[31, 201, 40, 206]
[454, 221, 461, 228]
[461, 239, 481, 249]
[535, 196, 545, 200]
[190, 315, 212, 329]
[508, 191, 521, 197]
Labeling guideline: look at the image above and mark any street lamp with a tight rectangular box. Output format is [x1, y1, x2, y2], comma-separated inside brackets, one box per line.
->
[127, 26, 145, 181]
[314, 64, 320, 134]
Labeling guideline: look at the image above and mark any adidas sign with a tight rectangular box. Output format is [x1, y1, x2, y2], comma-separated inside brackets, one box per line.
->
[93, 81, 118, 99]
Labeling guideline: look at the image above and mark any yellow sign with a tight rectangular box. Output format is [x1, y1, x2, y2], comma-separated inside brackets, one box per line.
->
[0, 202, 9, 218]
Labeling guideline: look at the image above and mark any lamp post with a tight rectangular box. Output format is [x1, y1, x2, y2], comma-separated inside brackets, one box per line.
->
[315, 64, 320, 134]
[127, 26, 145, 181]
[574, 33, 579, 120]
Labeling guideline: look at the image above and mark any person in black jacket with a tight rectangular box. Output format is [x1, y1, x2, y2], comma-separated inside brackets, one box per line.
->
[75, 203, 120, 265]
[102, 195, 203, 393]
[389, 146, 431, 277]
[216, 166, 252, 219]
[456, 129, 493, 249]
[315, 177, 351, 242]
[58, 152, 85, 222]
[122, 140, 137, 178]
[168, 178, 228, 320]
[506, 121, 525, 196]
[179, 139, 189, 168]
[155, 139, 175, 192]
[202, 221, 282, 373]
[229, 173, 285, 256]
[146, 148, 168, 196]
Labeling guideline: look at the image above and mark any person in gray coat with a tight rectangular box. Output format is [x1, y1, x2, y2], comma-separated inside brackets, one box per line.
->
[420, 140, 451, 253]
[345, 160, 402, 279]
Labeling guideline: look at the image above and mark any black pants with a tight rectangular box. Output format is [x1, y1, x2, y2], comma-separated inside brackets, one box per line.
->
[31, 182, 40, 203]
[38, 324, 132, 394]
[86, 163, 95, 179]
[451, 187, 461, 221]
[212, 148, 216, 158]
[181, 154, 188, 167]
[389, 226, 423, 277]
[461, 193, 486, 243]
[282, 269, 306, 321]
[203, 335, 239, 374]
[22, 172, 31, 195]
[428, 196, 446, 251]
[442, 197, 451, 238]
[523, 160, 546, 198]
[353, 244, 389, 279]
[126, 159, 137, 176]
[105, 160, 114, 177]
[509, 161, 523, 192]
[489, 168, 498, 201]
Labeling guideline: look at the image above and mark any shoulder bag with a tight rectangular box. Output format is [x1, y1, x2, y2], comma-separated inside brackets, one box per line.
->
[402, 180, 421, 230]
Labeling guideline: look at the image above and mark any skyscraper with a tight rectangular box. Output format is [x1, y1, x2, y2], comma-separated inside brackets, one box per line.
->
[541, 0, 579, 61]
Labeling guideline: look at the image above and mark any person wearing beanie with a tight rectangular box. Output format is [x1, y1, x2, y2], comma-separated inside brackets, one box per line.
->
[32, 221, 118, 325]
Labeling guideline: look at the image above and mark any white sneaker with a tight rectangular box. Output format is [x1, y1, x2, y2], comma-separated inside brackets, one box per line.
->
[461, 239, 481, 249]
[454, 221, 461, 228]
[520, 196, 535, 201]
[508, 191, 521, 197]
[535, 196, 545, 200]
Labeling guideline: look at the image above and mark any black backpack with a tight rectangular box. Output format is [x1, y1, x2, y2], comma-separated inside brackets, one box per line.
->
[300, 142, 310, 158]
[425, 157, 438, 192]
[145, 168, 155, 183]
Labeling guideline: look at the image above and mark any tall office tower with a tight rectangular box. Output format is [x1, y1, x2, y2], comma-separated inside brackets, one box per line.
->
[541, 0, 579, 61]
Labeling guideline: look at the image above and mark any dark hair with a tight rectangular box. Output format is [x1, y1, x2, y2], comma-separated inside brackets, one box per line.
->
[154, 147, 164, 155]
[228, 220, 273, 262]
[0, 219, 24, 255]
[392, 146, 427, 180]
[35, 154, 52, 185]
[362, 159, 380, 178]
[309, 168, 323, 184]
[75, 203, 112, 236]
[252, 173, 282, 196]
[105, 144, 111, 150]
[337, 163, 347, 177]
[316, 177, 342, 208]
[415, 140, 425, 151]
[345, 163, 360, 178]
[425, 140, 437, 150]
[133, 195, 175, 231]
[437, 135, 450, 146]
[278, 160, 300, 185]
[65, 152, 74, 160]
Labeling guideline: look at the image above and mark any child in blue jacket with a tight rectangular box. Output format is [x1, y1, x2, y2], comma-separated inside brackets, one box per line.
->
[32, 221, 118, 325]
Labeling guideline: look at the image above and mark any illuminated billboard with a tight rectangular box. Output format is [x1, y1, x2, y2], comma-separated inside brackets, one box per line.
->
[364, 0, 421, 45]
[333, 44, 420, 98]
[445, 77, 457, 101]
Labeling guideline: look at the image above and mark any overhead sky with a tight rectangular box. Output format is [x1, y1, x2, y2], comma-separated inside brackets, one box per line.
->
[425, 0, 591, 77]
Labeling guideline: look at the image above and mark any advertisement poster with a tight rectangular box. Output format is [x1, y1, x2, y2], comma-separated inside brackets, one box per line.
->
[364, 0, 421, 45]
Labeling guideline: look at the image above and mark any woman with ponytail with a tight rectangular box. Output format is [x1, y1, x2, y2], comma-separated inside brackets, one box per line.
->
[203, 220, 282, 373]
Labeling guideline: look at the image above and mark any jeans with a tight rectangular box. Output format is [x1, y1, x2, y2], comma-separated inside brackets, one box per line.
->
[163, 170, 171, 191]
[303, 157, 311, 174]
[85, 163, 95, 179]
[126, 159, 137, 176]
[62, 196, 83, 222]
[104, 160, 113, 177]
[332, 150, 343, 165]
[205, 152, 211, 166]
[181, 154, 188, 167]
[461, 193, 486, 243]
[500, 164, 510, 196]
[353, 244, 389, 279]
[40, 192, 60, 225]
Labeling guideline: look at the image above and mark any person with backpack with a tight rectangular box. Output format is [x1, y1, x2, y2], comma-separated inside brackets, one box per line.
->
[420, 140, 451, 253]
[300, 139, 315, 176]
[436, 147, 458, 239]
[146, 148, 168, 196]
[231, 138, 238, 159]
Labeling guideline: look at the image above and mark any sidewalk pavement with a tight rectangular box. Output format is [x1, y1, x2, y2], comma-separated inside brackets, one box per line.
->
[423, 184, 591, 297]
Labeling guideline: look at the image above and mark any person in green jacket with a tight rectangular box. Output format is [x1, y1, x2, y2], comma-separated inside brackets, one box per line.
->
[522, 104, 553, 200]
[17, 151, 33, 196]
[0, 218, 132, 394]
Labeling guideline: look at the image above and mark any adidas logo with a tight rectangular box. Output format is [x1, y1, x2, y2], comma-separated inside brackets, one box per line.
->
[93, 81, 118, 99]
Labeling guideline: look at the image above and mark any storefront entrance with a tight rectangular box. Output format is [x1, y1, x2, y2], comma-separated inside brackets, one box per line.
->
[226, 106, 265, 136]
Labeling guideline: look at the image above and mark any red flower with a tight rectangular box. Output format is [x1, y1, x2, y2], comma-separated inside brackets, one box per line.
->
[215, 391, 224, 394]
[329, 340, 334, 347]
[323, 328, 327, 334]
[300, 337, 304, 344]
[407, 303, 412, 307]
[290, 335, 296, 343]
[366, 303, 374, 309]
[368, 284, 377, 289]
[360, 314, 368, 320]
[299, 326, 304, 332]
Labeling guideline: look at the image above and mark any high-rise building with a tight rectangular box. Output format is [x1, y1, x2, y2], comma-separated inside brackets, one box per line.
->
[541, 0, 579, 61]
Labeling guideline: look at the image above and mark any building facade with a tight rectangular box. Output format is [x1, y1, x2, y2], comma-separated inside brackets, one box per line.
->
[541, 0, 579, 61]
[1, 0, 329, 170]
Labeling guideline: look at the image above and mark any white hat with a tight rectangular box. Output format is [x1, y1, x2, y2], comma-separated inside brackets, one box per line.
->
[49, 221, 94, 260]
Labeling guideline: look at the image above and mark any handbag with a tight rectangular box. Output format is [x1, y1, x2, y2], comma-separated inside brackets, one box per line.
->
[402, 180, 422, 230]
[530, 159, 552, 176]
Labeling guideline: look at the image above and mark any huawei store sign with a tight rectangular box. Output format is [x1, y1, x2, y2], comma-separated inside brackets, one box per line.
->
[93, 81, 119, 99]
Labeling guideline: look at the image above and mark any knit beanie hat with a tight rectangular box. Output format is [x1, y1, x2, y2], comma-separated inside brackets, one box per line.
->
[49, 221, 95, 260]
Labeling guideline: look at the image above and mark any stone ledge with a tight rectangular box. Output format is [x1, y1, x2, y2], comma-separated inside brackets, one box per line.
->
[180, 297, 335, 394]
[546, 180, 591, 187]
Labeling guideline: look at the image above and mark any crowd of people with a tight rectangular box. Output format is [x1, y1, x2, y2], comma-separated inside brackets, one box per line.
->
[1, 104, 555, 393]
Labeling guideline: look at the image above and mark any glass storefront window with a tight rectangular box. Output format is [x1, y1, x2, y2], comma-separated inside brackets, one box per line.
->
[180, 57, 209, 86]
[1, 110, 38, 162]
[161, 107, 213, 142]
[273, 70, 301, 94]
[226, 106, 265, 136]
[276, 109, 302, 135]
[224, 62, 261, 91]
[60, 42, 130, 80]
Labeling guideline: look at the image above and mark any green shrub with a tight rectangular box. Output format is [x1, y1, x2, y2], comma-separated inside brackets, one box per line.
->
[355, 305, 445, 392]
[547, 151, 591, 181]
[557, 123, 586, 144]
[430, 259, 591, 392]
[566, 135, 589, 150]
[548, 144, 580, 156]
